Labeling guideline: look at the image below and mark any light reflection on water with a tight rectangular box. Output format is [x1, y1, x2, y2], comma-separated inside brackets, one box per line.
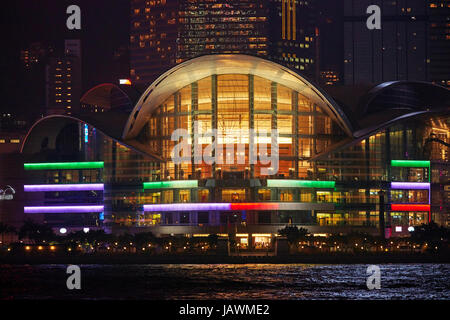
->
[1, 263, 449, 300]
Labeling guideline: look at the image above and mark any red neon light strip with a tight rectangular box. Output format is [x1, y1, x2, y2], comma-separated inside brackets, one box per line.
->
[390, 204, 430, 212]
[230, 203, 279, 211]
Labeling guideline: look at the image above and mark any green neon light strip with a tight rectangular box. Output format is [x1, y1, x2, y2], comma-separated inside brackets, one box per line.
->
[24, 162, 104, 170]
[391, 160, 430, 168]
[143, 180, 199, 189]
[267, 180, 335, 188]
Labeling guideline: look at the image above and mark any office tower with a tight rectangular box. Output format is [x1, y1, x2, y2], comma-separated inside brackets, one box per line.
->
[343, 0, 449, 86]
[20, 42, 54, 70]
[268, 0, 318, 81]
[130, 0, 179, 84]
[177, 0, 269, 61]
[428, 0, 450, 87]
[64, 39, 82, 60]
[45, 40, 82, 115]
[19, 43, 52, 119]
[316, 0, 344, 86]
[319, 69, 340, 86]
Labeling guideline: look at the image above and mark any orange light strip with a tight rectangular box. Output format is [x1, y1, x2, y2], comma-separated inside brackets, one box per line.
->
[292, 0, 296, 40]
[287, 0, 291, 40]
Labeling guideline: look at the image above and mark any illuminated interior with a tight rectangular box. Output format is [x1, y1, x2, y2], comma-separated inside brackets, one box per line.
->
[139, 74, 347, 179]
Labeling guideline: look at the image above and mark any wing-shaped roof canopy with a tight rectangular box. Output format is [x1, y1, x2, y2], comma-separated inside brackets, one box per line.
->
[122, 54, 354, 139]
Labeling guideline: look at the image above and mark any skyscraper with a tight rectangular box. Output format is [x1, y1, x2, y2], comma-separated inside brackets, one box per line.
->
[45, 40, 82, 115]
[177, 0, 269, 61]
[20, 42, 54, 70]
[130, 0, 179, 84]
[428, 0, 450, 88]
[129, 0, 318, 84]
[343, 0, 449, 87]
[268, 0, 318, 81]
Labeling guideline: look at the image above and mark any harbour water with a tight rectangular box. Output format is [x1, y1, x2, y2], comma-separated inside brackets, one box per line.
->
[1, 264, 449, 300]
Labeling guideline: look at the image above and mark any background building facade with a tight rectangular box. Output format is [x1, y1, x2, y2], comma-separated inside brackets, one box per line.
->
[45, 40, 82, 115]
[130, 0, 318, 84]
[343, 0, 449, 87]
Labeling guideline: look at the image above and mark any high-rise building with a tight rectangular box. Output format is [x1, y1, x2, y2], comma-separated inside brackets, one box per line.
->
[344, 0, 428, 85]
[64, 39, 82, 60]
[19, 42, 54, 119]
[0, 113, 28, 155]
[130, 0, 317, 84]
[319, 69, 340, 86]
[343, 0, 449, 87]
[428, 0, 450, 87]
[268, 0, 318, 80]
[20, 42, 54, 70]
[45, 40, 82, 115]
[130, 0, 179, 84]
[178, 0, 269, 61]
[316, 0, 344, 86]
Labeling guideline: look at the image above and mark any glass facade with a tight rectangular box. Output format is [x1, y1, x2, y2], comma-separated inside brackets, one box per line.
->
[139, 74, 346, 180]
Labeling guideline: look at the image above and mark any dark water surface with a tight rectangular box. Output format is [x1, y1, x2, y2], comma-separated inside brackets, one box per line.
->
[1, 264, 449, 300]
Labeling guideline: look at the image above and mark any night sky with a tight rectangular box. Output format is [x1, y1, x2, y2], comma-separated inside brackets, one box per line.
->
[0, 0, 130, 119]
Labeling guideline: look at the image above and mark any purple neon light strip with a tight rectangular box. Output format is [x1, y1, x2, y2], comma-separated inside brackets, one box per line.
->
[143, 202, 335, 212]
[390, 182, 430, 190]
[24, 184, 104, 192]
[144, 203, 231, 212]
[24, 205, 104, 213]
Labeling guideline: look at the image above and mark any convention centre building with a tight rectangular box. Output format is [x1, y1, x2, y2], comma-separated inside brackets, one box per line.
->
[20, 55, 449, 247]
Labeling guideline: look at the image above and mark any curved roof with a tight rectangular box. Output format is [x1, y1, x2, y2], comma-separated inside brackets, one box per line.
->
[80, 83, 141, 111]
[359, 81, 449, 115]
[352, 81, 450, 138]
[324, 81, 449, 130]
[311, 81, 450, 160]
[122, 54, 354, 139]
